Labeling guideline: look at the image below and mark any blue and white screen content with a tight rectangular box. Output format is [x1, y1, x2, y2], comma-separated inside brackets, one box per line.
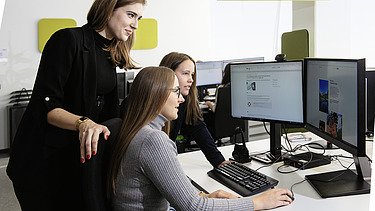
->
[231, 62, 304, 123]
[305, 60, 358, 147]
[196, 61, 223, 87]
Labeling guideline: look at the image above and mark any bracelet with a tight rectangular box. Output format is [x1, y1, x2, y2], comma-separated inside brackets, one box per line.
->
[75, 116, 89, 131]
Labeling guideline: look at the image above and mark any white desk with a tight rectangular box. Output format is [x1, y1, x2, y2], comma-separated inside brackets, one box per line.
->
[178, 132, 372, 211]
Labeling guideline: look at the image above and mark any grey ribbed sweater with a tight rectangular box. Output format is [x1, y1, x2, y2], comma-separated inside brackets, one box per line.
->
[113, 115, 254, 211]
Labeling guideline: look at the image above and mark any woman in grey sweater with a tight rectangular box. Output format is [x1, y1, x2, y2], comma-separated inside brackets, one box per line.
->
[108, 66, 293, 210]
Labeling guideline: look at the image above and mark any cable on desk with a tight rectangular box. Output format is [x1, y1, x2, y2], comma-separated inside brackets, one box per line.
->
[282, 126, 326, 154]
[282, 125, 294, 152]
[306, 142, 326, 154]
[290, 179, 306, 199]
[254, 151, 287, 172]
[328, 155, 355, 170]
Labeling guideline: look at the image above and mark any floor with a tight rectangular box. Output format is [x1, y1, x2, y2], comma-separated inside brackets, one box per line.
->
[0, 152, 21, 211]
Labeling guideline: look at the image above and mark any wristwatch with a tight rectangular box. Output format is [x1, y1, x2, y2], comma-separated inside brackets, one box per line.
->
[75, 116, 89, 131]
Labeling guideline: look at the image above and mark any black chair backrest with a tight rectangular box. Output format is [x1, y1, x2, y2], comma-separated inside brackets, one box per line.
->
[214, 85, 246, 140]
[81, 118, 122, 211]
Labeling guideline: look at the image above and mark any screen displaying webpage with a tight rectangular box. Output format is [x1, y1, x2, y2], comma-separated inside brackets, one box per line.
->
[196, 61, 223, 87]
[305, 60, 358, 147]
[231, 61, 304, 123]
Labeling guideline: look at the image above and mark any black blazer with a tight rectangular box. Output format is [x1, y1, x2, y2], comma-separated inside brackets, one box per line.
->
[7, 24, 119, 187]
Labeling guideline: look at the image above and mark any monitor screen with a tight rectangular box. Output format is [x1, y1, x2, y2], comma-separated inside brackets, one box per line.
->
[304, 58, 366, 156]
[196, 61, 223, 87]
[230, 61, 304, 124]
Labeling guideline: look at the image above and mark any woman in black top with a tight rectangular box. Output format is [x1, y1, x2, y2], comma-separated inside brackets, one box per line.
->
[159, 52, 229, 167]
[6, 0, 146, 210]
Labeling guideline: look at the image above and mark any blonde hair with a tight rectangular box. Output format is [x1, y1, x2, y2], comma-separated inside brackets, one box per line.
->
[87, 0, 147, 68]
[159, 52, 203, 129]
[107, 66, 175, 197]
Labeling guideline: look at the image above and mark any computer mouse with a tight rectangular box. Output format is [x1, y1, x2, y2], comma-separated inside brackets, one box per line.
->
[285, 193, 295, 201]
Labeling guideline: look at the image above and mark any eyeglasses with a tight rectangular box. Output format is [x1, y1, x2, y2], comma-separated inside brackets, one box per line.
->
[170, 87, 181, 98]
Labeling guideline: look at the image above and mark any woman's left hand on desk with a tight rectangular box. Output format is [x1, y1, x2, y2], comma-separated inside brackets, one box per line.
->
[202, 189, 240, 199]
[218, 160, 234, 168]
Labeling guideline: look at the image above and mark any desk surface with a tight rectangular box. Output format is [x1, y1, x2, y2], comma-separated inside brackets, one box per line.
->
[178, 132, 372, 211]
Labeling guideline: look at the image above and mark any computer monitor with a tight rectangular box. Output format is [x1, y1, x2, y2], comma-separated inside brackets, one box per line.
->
[304, 58, 370, 198]
[230, 60, 304, 159]
[365, 70, 375, 137]
[196, 61, 223, 87]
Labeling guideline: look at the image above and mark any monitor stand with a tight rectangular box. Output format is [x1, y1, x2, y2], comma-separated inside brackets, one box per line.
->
[308, 139, 338, 150]
[305, 156, 371, 198]
[251, 122, 283, 164]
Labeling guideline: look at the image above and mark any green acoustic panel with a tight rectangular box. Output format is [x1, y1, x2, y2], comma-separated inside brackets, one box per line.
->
[38, 18, 77, 52]
[281, 29, 309, 60]
[132, 18, 158, 50]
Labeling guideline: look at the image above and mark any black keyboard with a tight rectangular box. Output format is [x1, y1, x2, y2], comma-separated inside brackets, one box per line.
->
[207, 162, 279, 196]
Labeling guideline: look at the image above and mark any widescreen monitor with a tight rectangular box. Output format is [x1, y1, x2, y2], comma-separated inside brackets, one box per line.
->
[230, 60, 304, 161]
[304, 58, 369, 198]
[304, 58, 366, 156]
[196, 61, 223, 87]
[230, 61, 304, 124]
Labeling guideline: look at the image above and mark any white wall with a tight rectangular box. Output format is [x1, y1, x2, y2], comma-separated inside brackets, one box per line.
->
[315, 0, 375, 67]
[132, 0, 292, 66]
[0, 0, 292, 150]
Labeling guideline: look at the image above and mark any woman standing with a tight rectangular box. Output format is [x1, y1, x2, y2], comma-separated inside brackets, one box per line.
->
[6, 0, 146, 209]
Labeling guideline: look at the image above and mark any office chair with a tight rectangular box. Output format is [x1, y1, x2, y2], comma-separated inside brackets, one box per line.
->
[213, 85, 246, 146]
[81, 118, 122, 211]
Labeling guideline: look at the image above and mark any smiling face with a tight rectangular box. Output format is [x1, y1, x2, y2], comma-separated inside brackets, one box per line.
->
[174, 59, 195, 97]
[103, 3, 144, 41]
[160, 77, 185, 121]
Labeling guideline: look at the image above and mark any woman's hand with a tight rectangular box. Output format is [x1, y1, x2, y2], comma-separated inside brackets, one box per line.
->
[205, 189, 240, 199]
[217, 160, 234, 168]
[77, 119, 110, 163]
[252, 188, 293, 210]
[46, 108, 111, 163]
[205, 101, 215, 112]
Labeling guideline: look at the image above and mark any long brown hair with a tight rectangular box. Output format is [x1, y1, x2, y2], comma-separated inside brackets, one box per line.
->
[87, 0, 147, 68]
[107, 66, 175, 197]
[159, 52, 203, 130]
